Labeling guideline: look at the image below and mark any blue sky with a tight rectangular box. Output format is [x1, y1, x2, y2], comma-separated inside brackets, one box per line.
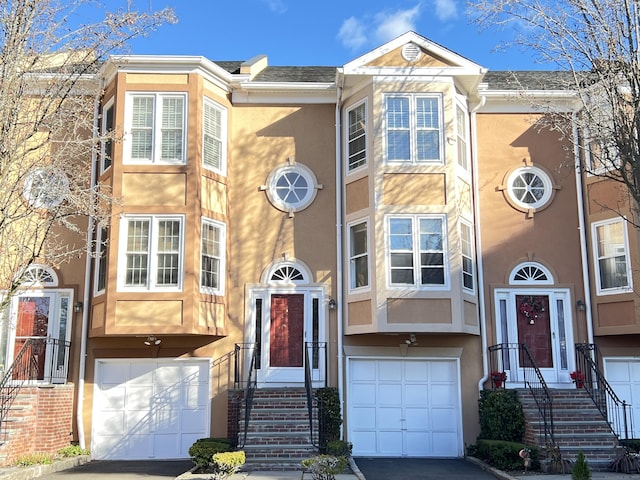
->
[127, 1, 543, 71]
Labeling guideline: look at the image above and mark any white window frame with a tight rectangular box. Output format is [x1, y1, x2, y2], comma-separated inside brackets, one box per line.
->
[460, 219, 475, 293]
[94, 224, 109, 295]
[123, 92, 187, 165]
[386, 214, 449, 289]
[345, 100, 367, 173]
[100, 97, 115, 173]
[202, 97, 227, 175]
[117, 214, 185, 292]
[200, 217, 226, 295]
[592, 217, 632, 295]
[384, 93, 444, 165]
[455, 101, 470, 174]
[506, 166, 554, 210]
[348, 219, 370, 292]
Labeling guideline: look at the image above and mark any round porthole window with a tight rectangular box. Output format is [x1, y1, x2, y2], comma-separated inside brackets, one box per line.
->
[23, 167, 69, 209]
[506, 166, 554, 211]
[265, 162, 319, 213]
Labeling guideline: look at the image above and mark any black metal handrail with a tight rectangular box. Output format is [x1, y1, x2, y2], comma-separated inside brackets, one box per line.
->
[575, 343, 634, 440]
[0, 337, 71, 441]
[488, 342, 556, 446]
[304, 342, 318, 448]
[237, 345, 258, 448]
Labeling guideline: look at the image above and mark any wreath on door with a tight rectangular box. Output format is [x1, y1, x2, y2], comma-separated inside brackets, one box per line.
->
[519, 296, 545, 323]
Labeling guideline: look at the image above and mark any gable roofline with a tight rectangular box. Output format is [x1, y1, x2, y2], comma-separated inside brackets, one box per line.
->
[342, 30, 486, 75]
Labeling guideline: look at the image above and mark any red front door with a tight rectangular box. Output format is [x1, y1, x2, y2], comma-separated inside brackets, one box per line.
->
[270, 294, 304, 368]
[516, 295, 552, 368]
[14, 296, 50, 380]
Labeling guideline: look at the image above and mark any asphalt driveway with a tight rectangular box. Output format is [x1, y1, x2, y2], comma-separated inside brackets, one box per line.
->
[353, 457, 500, 480]
[35, 460, 194, 479]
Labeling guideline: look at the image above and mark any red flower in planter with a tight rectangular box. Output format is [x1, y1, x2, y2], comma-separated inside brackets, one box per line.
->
[491, 371, 507, 388]
[570, 370, 585, 387]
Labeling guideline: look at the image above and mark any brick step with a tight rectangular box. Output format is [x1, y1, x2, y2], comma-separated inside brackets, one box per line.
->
[244, 432, 315, 445]
[527, 420, 614, 432]
[245, 422, 315, 434]
[242, 410, 314, 420]
[242, 444, 318, 462]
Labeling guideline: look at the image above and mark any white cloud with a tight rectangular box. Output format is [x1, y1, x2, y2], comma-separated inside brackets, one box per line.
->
[374, 4, 422, 43]
[434, 0, 458, 22]
[262, 0, 287, 14]
[337, 16, 368, 51]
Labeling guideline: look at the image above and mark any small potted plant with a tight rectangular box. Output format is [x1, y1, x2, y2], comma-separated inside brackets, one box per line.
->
[491, 371, 507, 388]
[570, 370, 585, 388]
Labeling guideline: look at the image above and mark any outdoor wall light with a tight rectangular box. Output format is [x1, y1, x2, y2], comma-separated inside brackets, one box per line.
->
[576, 300, 586, 311]
[144, 335, 161, 346]
[328, 299, 337, 310]
[73, 301, 83, 313]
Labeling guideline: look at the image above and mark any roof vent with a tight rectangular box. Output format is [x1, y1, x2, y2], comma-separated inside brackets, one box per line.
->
[401, 43, 422, 62]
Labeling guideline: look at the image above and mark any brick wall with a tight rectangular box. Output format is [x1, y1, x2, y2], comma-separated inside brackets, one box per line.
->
[0, 384, 75, 466]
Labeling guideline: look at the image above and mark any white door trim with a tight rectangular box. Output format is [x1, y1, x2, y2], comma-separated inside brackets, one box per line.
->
[494, 288, 575, 386]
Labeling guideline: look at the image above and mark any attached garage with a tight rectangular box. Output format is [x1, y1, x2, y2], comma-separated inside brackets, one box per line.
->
[347, 357, 462, 457]
[92, 359, 210, 460]
[603, 358, 640, 438]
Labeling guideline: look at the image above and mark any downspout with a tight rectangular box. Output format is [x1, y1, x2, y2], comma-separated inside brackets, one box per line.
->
[77, 73, 104, 449]
[334, 69, 345, 433]
[573, 112, 594, 345]
[471, 95, 491, 393]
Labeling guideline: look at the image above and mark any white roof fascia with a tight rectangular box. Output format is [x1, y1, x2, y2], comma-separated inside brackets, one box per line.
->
[102, 55, 233, 93]
[343, 31, 485, 74]
[479, 89, 582, 113]
[232, 83, 336, 104]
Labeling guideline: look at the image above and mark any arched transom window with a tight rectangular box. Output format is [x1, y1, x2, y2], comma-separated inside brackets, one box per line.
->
[19, 264, 59, 287]
[509, 262, 554, 285]
[265, 260, 312, 285]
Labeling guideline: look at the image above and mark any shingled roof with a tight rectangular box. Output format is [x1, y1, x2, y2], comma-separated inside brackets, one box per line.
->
[483, 70, 578, 91]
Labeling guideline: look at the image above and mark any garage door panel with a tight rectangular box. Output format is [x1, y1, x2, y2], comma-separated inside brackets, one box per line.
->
[93, 360, 210, 460]
[378, 407, 402, 429]
[379, 431, 403, 455]
[352, 384, 376, 404]
[379, 360, 403, 380]
[605, 358, 640, 438]
[405, 384, 429, 403]
[378, 384, 401, 404]
[348, 358, 461, 458]
[431, 361, 456, 381]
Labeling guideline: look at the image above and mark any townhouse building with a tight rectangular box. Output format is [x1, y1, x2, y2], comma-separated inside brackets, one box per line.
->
[0, 31, 638, 467]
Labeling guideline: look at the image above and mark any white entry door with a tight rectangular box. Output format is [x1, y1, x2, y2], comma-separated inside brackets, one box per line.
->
[347, 358, 462, 457]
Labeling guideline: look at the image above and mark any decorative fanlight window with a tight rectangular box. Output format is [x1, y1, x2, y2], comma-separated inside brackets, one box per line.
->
[261, 159, 322, 216]
[265, 260, 312, 285]
[18, 264, 59, 287]
[509, 262, 554, 285]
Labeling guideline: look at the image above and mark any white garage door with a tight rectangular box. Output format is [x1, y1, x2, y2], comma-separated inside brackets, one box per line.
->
[347, 357, 461, 457]
[604, 358, 640, 438]
[92, 359, 210, 460]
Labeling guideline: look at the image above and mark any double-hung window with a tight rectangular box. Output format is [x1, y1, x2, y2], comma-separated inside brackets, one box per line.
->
[387, 215, 447, 287]
[200, 218, 226, 294]
[125, 93, 187, 164]
[592, 218, 632, 294]
[203, 98, 227, 174]
[460, 220, 475, 292]
[456, 104, 469, 173]
[346, 101, 367, 172]
[94, 224, 109, 294]
[100, 98, 114, 172]
[348, 220, 369, 290]
[119, 215, 184, 291]
[385, 94, 443, 164]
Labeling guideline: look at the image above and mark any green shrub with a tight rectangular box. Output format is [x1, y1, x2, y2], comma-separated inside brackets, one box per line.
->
[474, 439, 539, 471]
[209, 451, 245, 480]
[316, 387, 342, 442]
[572, 450, 591, 480]
[620, 439, 640, 453]
[188, 437, 232, 470]
[15, 452, 54, 466]
[326, 439, 352, 457]
[478, 389, 526, 442]
[57, 445, 90, 457]
[302, 455, 349, 480]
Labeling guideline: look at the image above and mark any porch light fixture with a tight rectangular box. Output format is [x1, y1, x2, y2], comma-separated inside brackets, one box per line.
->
[74, 301, 83, 313]
[144, 335, 161, 346]
[328, 299, 337, 310]
[576, 300, 586, 311]
[405, 334, 418, 346]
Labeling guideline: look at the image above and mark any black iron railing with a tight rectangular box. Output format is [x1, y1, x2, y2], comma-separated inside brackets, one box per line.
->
[304, 342, 327, 449]
[488, 342, 556, 446]
[235, 344, 257, 448]
[575, 343, 634, 440]
[0, 337, 70, 441]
